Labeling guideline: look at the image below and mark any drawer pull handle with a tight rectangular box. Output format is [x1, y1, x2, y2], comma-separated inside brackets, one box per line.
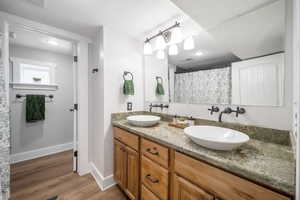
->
[146, 148, 159, 155]
[146, 174, 159, 183]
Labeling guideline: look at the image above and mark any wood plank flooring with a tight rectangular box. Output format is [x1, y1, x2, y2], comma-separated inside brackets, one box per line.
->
[10, 150, 128, 200]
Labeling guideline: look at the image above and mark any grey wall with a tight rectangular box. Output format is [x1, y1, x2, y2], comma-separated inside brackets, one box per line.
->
[9, 44, 74, 155]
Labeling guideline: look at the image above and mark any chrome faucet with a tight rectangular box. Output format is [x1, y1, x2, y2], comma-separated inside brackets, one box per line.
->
[218, 107, 246, 122]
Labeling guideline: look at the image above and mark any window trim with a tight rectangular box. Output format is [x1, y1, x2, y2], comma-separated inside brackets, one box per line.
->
[10, 57, 58, 90]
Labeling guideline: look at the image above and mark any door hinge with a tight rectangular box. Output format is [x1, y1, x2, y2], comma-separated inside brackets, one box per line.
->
[74, 103, 78, 111]
[74, 150, 78, 157]
[74, 56, 78, 62]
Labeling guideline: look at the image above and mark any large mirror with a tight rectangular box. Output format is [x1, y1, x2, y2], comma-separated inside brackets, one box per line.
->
[144, 0, 286, 106]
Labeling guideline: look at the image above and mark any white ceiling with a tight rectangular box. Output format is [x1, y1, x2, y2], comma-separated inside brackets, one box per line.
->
[170, 0, 278, 30]
[0, 0, 286, 68]
[0, 0, 184, 39]
[9, 26, 73, 55]
[209, 0, 285, 59]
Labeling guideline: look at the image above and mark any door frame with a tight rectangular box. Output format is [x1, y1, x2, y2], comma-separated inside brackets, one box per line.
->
[0, 11, 91, 176]
[294, 0, 300, 198]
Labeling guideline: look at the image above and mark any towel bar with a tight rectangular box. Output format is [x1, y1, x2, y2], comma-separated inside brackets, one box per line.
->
[16, 94, 54, 99]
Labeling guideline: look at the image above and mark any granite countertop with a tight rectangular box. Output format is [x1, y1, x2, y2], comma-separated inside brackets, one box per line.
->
[112, 119, 295, 196]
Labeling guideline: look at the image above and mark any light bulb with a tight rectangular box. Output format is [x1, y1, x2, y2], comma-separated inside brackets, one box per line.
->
[195, 50, 203, 56]
[170, 26, 183, 44]
[143, 41, 152, 55]
[156, 50, 165, 60]
[168, 44, 178, 55]
[184, 36, 195, 50]
[155, 34, 166, 50]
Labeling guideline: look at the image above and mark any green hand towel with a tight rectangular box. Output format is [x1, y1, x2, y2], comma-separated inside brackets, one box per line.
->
[123, 80, 134, 95]
[26, 95, 45, 123]
[156, 82, 165, 96]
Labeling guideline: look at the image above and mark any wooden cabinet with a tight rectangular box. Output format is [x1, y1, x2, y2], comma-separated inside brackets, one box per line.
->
[174, 151, 290, 200]
[114, 140, 127, 189]
[141, 156, 169, 200]
[173, 174, 214, 200]
[141, 185, 160, 200]
[141, 138, 169, 168]
[114, 129, 140, 200]
[113, 127, 292, 200]
[126, 146, 139, 200]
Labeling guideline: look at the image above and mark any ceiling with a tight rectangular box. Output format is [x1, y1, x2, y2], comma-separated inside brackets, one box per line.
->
[0, 0, 286, 68]
[168, 0, 285, 67]
[0, 0, 184, 40]
[170, 0, 279, 30]
[9, 26, 73, 55]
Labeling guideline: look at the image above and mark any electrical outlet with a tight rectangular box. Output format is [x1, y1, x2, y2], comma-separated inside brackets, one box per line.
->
[127, 102, 132, 111]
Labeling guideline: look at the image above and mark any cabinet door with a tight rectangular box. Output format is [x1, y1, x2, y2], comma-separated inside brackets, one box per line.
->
[114, 140, 127, 189]
[125, 146, 139, 200]
[173, 174, 214, 200]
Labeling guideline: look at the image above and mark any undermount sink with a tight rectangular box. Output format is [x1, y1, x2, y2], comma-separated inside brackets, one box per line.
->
[127, 115, 160, 127]
[184, 126, 249, 151]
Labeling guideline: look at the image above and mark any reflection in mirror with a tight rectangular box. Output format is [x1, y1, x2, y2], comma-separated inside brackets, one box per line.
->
[144, 0, 286, 107]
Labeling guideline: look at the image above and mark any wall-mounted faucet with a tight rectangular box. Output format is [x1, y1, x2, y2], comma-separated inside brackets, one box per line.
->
[208, 106, 219, 115]
[218, 107, 246, 122]
[149, 103, 169, 112]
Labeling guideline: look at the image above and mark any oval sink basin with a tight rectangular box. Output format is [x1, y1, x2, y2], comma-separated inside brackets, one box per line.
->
[184, 126, 249, 151]
[127, 115, 161, 127]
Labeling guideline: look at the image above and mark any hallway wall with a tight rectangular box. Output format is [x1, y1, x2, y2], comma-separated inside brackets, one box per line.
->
[9, 44, 74, 161]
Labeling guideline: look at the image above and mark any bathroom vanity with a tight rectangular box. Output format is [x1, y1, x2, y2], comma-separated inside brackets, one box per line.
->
[112, 113, 295, 200]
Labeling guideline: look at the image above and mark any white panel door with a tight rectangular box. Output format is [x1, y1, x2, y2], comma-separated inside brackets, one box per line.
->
[232, 53, 284, 106]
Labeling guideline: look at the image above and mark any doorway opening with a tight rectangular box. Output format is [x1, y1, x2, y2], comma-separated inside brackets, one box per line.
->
[8, 24, 79, 195]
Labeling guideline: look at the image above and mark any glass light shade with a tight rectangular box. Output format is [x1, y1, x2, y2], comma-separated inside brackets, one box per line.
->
[156, 50, 165, 60]
[170, 26, 183, 44]
[143, 42, 153, 55]
[155, 35, 166, 50]
[184, 36, 195, 50]
[168, 44, 178, 55]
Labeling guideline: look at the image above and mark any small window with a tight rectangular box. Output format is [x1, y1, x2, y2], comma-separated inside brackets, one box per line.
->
[10, 57, 58, 90]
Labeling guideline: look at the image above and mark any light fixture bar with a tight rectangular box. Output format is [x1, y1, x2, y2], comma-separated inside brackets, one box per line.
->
[145, 21, 180, 43]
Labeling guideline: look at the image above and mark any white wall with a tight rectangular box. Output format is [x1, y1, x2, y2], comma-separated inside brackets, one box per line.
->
[89, 26, 144, 185]
[9, 44, 74, 154]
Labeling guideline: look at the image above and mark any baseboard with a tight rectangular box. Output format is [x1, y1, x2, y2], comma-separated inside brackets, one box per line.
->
[10, 142, 73, 164]
[90, 162, 116, 191]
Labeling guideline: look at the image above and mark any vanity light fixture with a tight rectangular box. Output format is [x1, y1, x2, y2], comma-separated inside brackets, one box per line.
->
[155, 33, 166, 50]
[195, 50, 203, 56]
[47, 39, 59, 46]
[143, 39, 153, 55]
[184, 36, 195, 50]
[168, 44, 178, 55]
[156, 49, 165, 60]
[170, 26, 183, 44]
[143, 21, 180, 55]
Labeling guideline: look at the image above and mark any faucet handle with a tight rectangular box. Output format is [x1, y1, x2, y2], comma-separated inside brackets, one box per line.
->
[208, 106, 219, 115]
[236, 107, 246, 117]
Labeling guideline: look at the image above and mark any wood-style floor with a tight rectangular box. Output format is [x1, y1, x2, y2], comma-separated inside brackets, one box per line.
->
[10, 150, 128, 200]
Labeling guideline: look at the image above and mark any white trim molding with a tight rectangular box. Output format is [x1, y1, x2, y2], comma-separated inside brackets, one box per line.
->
[10, 142, 73, 164]
[10, 82, 58, 90]
[90, 162, 116, 191]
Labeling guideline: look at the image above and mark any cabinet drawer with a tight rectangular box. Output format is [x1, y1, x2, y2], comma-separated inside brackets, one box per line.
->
[141, 185, 160, 200]
[175, 152, 290, 200]
[141, 156, 169, 200]
[173, 174, 214, 200]
[141, 138, 169, 168]
[113, 127, 139, 151]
